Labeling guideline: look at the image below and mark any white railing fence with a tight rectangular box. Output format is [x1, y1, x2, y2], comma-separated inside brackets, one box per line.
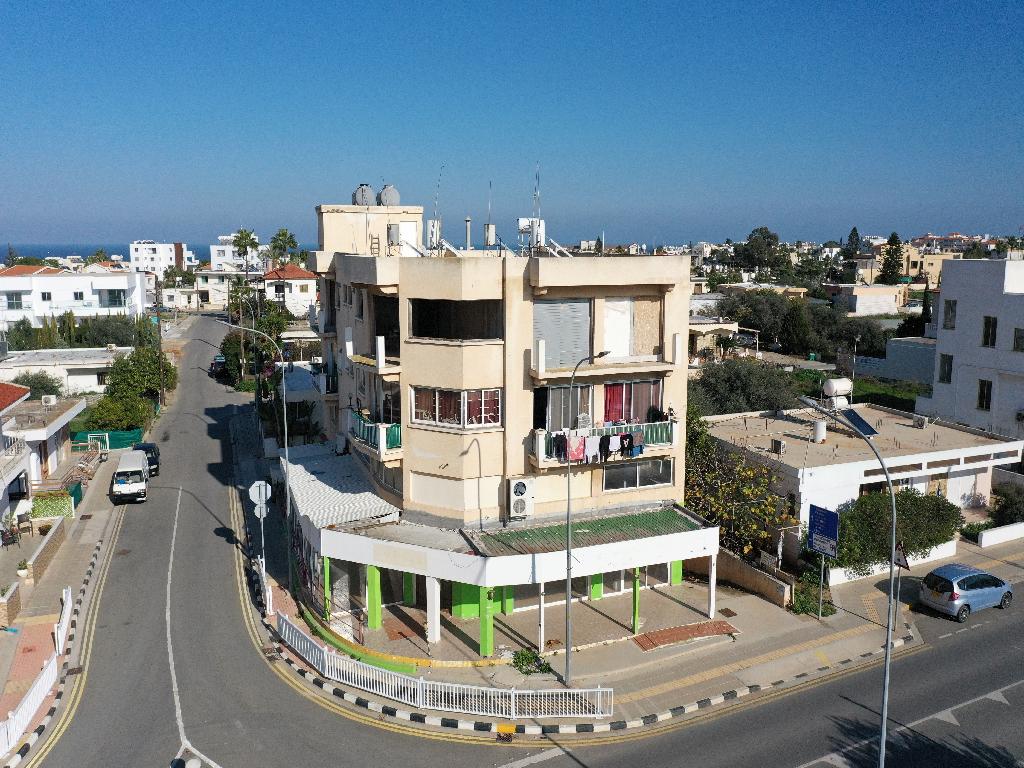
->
[0, 652, 58, 756]
[257, 558, 274, 617]
[276, 614, 612, 719]
[53, 586, 73, 653]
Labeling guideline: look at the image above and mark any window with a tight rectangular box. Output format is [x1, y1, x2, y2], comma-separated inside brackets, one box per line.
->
[410, 299, 503, 340]
[1015, 329, 1024, 353]
[982, 316, 998, 347]
[355, 289, 364, 320]
[200, 276, 208, 284]
[299, 284, 309, 293]
[942, 299, 957, 330]
[412, 387, 502, 428]
[938, 354, 953, 384]
[274, 284, 285, 296]
[73, 291, 84, 301]
[343, 284, 354, 305]
[977, 379, 992, 411]
[603, 296, 661, 360]
[40, 292, 51, 301]
[5, 292, 23, 310]
[537, 385, 592, 431]
[603, 458, 673, 491]
[533, 299, 591, 368]
[105, 290, 126, 307]
[97, 372, 108, 386]
[603, 380, 663, 423]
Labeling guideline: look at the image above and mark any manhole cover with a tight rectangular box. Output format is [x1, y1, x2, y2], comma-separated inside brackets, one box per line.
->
[79, 514, 93, 521]
[719, 608, 737, 618]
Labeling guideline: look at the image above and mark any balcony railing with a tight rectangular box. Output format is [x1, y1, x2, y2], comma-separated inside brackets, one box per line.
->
[350, 412, 402, 452]
[535, 420, 676, 461]
[315, 371, 339, 395]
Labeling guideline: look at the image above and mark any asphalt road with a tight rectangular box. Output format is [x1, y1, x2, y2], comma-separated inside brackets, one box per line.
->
[28, 315, 1024, 767]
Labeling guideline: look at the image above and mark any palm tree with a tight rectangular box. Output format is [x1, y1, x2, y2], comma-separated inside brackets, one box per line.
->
[269, 228, 298, 269]
[232, 229, 259, 374]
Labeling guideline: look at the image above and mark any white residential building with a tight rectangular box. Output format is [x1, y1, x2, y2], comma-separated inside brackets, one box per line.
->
[194, 266, 247, 309]
[209, 234, 268, 272]
[0, 382, 32, 523]
[917, 260, 1024, 438]
[0, 346, 132, 394]
[129, 241, 198, 276]
[261, 264, 318, 317]
[0, 265, 147, 330]
[3, 396, 87, 483]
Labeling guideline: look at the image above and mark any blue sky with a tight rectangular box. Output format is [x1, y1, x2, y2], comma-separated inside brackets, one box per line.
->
[1, 1, 1022, 247]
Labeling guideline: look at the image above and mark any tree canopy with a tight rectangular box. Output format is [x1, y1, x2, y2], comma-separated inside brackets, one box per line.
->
[991, 483, 1024, 527]
[106, 347, 177, 401]
[690, 358, 799, 415]
[84, 395, 154, 431]
[731, 227, 788, 272]
[842, 227, 861, 260]
[877, 232, 904, 285]
[269, 228, 298, 266]
[12, 370, 63, 399]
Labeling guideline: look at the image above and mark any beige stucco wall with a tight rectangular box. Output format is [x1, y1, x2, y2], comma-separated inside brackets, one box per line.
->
[317, 205, 423, 256]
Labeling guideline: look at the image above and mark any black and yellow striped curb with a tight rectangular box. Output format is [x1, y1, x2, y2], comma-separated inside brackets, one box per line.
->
[4, 538, 104, 767]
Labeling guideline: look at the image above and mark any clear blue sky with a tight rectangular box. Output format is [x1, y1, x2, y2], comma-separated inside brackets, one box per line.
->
[2, 1, 1022, 247]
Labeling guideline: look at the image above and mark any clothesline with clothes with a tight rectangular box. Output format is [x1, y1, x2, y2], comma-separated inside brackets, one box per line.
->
[550, 427, 646, 463]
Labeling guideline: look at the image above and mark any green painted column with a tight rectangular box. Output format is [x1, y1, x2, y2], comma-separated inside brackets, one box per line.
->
[631, 567, 641, 634]
[322, 556, 332, 621]
[670, 560, 685, 586]
[403, 572, 416, 607]
[588, 574, 604, 601]
[452, 582, 480, 619]
[500, 586, 514, 615]
[367, 565, 382, 630]
[479, 587, 495, 657]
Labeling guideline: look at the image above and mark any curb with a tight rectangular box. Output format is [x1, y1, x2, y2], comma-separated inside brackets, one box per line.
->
[4, 539, 104, 767]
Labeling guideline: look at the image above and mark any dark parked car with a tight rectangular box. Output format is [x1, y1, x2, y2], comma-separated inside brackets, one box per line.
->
[132, 442, 161, 477]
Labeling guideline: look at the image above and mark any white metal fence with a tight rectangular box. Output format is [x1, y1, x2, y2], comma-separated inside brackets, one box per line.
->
[277, 614, 612, 719]
[0, 653, 57, 756]
[53, 586, 73, 654]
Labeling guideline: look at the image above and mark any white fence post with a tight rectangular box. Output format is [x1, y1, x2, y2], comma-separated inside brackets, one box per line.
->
[417, 677, 424, 708]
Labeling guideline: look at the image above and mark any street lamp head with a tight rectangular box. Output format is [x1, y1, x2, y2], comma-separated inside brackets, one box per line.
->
[594, 350, 610, 359]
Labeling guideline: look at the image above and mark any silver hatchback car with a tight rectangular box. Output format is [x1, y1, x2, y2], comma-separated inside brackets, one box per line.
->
[918, 563, 1013, 623]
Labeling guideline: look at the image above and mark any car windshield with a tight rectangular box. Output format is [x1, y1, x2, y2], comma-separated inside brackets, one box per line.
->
[923, 573, 954, 592]
[115, 471, 144, 484]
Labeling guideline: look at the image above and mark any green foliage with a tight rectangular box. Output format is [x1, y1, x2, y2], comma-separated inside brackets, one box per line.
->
[791, 371, 926, 412]
[161, 266, 195, 286]
[962, 242, 987, 259]
[685, 404, 791, 557]
[732, 227, 788, 272]
[842, 227, 861, 260]
[511, 648, 553, 675]
[832, 489, 963, 577]
[991, 483, 1024, 527]
[790, 569, 836, 616]
[31, 491, 73, 519]
[778, 299, 811, 355]
[691, 358, 798, 415]
[6, 318, 35, 351]
[106, 347, 177, 400]
[960, 520, 994, 543]
[270, 228, 299, 264]
[84, 394, 154, 431]
[11, 370, 63, 399]
[5, 255, 46, 267]
[877, 232, 904, 285]
[84, 248, 107, 265]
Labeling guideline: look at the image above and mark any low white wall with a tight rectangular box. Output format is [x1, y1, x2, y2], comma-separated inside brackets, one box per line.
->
[978, 521, 1024, 548]
[828, 538, 957, 585]
[993, 467, 1024, 489]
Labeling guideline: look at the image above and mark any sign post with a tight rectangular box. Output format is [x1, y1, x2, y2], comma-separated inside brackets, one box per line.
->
[893, 541, 909, 629]
[809, 504, 840, 620]
[249, 481, 272, 579]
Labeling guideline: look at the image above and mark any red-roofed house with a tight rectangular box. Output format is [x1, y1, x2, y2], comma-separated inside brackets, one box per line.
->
[261, 263, 318, 317]
[0, 382, 32, 524]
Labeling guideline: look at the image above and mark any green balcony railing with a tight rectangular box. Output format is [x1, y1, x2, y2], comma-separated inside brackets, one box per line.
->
[350, 412, 401, 452]
[542, 420, 673, 460]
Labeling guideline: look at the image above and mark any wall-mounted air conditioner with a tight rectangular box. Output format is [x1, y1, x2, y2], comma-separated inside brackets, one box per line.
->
[41, 395, 58, 407]
[507, 477, 535, 522]
[770, 438, 786, 456]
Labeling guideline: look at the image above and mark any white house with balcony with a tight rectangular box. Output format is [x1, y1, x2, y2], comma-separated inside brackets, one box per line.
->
[129, 240, 198, 276]
[209, 234, 268, 272]
[0, 382, 32, 527]
[3, 396, 87, 483]
[194, 266, 247, 309]
[0, 265, 147, 330]
[0, 346, 132, 394]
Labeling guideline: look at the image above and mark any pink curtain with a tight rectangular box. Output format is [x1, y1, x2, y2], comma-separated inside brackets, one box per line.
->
[604, 383, 625, 423]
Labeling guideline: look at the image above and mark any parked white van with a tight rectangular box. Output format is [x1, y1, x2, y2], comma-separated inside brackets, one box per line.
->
[111, 450, 150, 503]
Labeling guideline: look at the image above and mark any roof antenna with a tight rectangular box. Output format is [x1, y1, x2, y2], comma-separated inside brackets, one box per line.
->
[533, 162, 541, 221]
[487, 180, 492, 226]
[433, 164, 445, 256]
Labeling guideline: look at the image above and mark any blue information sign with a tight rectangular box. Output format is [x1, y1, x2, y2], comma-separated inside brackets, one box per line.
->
[809, 504, 839, 559]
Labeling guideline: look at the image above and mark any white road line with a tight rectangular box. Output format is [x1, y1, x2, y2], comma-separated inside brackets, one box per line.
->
[497, 748, 566, 768]
[795, 678, 1024, 767]
[165, 486, 225, 768]
[938, 633, 952, 639]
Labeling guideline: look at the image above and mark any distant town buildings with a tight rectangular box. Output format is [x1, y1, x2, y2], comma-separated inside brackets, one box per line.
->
[128, 240, 198, 276]
[209, 234, 267, 272]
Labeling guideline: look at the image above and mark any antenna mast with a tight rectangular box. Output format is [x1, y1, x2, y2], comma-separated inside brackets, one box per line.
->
[433, 164, 445, 256]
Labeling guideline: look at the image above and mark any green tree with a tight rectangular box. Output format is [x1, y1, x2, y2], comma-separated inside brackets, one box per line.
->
[161, 266, 195, 286]
[963, 242, 987, 259]
[6, 318, 35, 350]
[877, 232, 904, 285]
[35, 316, 66, 348]
[831, 489, 963, 577]
[218, 331, 244, 385]
[690, 358, 799, 415]
[685, 404, 790, 557]
[991, 483, 1024, 527]
[12, 370, 63, 399]
[78, 316, 141, 347]
[269, 228, 298, 267]
[106, 347, 177, 400]
[84, 395, 154, 431]
[842, 227, 861, 260]
[921, 281, 932, 324]
[84, 248, 107, 266]
[778, 299, 811, 355]
[58, 311, 78, 347]
[733, 227, 785, 271]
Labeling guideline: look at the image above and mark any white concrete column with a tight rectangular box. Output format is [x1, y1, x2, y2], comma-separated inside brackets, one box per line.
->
[426, 576, 441, 644]
[534, 429, 546, 460]
[537, 582, 545, 652]
[375, 335, 386, 370]
[707, 554, 717, 618]
[533, 339, 546, 376]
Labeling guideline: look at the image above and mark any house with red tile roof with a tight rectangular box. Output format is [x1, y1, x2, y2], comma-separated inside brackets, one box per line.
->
[261, 263, 318, 317]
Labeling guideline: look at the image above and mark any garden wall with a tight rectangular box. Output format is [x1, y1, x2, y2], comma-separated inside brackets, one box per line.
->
[828, 538, 957, 585]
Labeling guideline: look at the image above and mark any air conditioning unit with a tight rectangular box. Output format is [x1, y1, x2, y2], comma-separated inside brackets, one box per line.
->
[41, 395, 58, 407]
[770, 438, 786, 456]
[507, 477, 535, 522]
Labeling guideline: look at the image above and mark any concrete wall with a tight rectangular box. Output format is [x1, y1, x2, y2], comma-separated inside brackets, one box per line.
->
[978, 521, 1024, 548]
[852, 337, 936, 384]
[688, 548, 792, 608]
[829, 538, 957, 585]
[0, 581, 21, 627]
[25, 517, 66, 586]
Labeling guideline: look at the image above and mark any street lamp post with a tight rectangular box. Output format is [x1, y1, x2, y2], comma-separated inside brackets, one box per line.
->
[565, 349, 609, 687]
[219, 320, 292, 594]
[850, 334, 862, 404]
[799, 396, 897, 768]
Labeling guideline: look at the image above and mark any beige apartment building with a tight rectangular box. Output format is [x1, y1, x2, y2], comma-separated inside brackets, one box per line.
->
[293, 189, 718, 659]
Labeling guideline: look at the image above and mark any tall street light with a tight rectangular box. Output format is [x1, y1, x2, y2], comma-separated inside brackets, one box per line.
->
[798, 395, 897, 768]
[219, 319, 293, 593]
[565, 349, 609, 686]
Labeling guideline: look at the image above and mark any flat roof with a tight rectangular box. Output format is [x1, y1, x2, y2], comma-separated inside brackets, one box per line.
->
[465, 506, 703, 557]
[343, 520, 471, 552]
[706, 404, 1022, 470]
[6, 397, 87, 432]
[0, 347, 131, 368]
[286, 452, 400, 529]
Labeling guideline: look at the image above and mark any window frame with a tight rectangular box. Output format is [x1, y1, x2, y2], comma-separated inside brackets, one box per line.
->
[544, 384, 593, 432]
[942, 299, 957, 330]
[73, 291, 84, 301]
[977, 378, 992, 411]
[1014, 328, 1024, 353]
[355, 289, 365, 320]
[982, 315, 998, 348]
[938, 353, 953, 384]
[40, 291, 52, 302]
[603, 379, 663, 424]
[410, 387, 503, 429]
[5, 292, 23, 310]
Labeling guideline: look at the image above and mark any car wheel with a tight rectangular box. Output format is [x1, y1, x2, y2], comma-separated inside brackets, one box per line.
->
[1000, 592, 1012, 610]
[956, 605, 971, 623]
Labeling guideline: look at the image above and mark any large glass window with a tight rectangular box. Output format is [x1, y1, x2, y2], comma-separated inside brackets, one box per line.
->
[412, 387, 502, 428]
[603, 380, 663, 423]
[544, 385, 592, 431]
[942, 299, 957, 330]
[977, 379, 992, 411]
[938, 354, 953, 384]
[5, 292, 23, 310]
[603, 296, 662, 360]
[410, 299, 503, 341]
[603, 459, 673, 491]
[982, 316, 998, 347]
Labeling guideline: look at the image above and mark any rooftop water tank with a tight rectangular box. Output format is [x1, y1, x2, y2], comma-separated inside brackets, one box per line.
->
[823, 377, 853, 398]
[377, 184, 400, 206]
[813, 420, 827, 444]
[352, 184, 376, 206]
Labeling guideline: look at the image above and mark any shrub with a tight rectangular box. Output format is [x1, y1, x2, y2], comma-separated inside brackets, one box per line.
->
[84, 395, 154, 431]
[11, 370, 63, 400]
[38, 523, 52, 536]
[991, 483, 1024, 527]
[790, 569, 836, 617]
[511, 648, 552, 675]
[960, 521, 994, 543]
[17, 559, 27, 571]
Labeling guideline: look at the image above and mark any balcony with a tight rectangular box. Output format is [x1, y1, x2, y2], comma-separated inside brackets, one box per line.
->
[530, 336, 683, 383]
[0, 436, 29, 477]
[318, 310, 337, 337]
[529, 419, 677, 470]
[348, 411, 402, 464]
[316, 371, 339, 398]
[346, 334, 401, 377]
